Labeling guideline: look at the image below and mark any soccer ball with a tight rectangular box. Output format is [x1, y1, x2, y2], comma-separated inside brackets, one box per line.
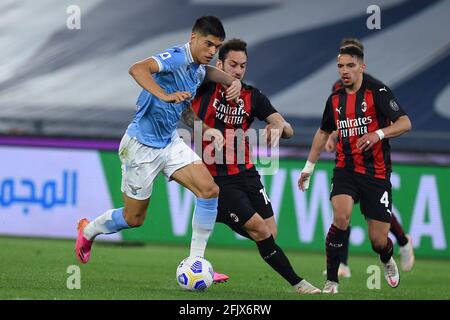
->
[176, 256, 214, 291]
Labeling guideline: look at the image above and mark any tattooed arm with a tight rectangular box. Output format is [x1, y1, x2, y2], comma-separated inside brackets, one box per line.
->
[181, 106, 224, 150]
[181, 106, 201, 129]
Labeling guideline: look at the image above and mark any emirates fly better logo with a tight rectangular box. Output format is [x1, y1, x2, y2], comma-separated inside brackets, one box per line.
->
[336, 116, 373, 138]
[212, 95, 249, 125]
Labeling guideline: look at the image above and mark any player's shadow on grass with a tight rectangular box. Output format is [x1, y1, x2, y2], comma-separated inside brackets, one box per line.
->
[95, 241, 146, 248]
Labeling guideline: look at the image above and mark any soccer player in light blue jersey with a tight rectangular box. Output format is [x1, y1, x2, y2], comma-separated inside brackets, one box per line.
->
[75, 16, 242, 272]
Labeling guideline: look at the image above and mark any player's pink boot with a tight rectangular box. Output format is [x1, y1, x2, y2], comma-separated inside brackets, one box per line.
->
[75, 218, 93, 264]
[213, 272, 229, 283]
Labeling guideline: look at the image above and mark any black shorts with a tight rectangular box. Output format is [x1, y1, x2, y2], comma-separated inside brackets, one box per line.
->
[330, 168, 392, 223]
[214, 167, 274, 228]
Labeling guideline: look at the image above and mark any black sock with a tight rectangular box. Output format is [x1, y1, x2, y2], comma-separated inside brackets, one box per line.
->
[373, 237, 394, 263]
[326, 224, 347, 283]
[390, 215, 408, 246]
[256, 235, 302, 286]
[340, 225, 351, 265]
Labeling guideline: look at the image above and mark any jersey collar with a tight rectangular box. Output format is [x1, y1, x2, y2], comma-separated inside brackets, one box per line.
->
[184, 42, 195, 64]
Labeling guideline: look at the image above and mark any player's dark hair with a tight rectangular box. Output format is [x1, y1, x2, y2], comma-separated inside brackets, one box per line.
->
[192, 16, 226, 40]
[218, 38, 247, 61]
[340, 38, 364, 51]
[339, 46, 364, 60]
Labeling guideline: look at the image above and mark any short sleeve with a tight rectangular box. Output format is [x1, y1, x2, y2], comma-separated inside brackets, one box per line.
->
[151, 48, 185, 73]
[375, 85, 407, 122]
[253, 89, 278, 120]
[320, 96, 337, 132]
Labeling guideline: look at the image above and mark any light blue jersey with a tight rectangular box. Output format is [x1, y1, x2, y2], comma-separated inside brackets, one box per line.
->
[127, 43, 206, 148]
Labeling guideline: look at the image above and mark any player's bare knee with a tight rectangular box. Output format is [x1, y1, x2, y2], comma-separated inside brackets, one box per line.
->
[198, 183, 219, 199]
[247, 223, 271, 242]
[267, 222, 277, 239]
[370, 238, 387, 252]
[333, 215, 350, 230]
[210, 183, 220, 197]
[271, 227, 278, 240]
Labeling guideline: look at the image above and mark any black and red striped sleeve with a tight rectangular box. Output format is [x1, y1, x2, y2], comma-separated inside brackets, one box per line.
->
[320, 96, 337, 132]
[252, 89, 278, 121]
[375, 86, 407, 122]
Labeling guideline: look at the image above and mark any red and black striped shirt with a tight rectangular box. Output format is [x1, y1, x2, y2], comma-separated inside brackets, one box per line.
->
[321, 76, 407, 180]
[192, 82, 277, 177]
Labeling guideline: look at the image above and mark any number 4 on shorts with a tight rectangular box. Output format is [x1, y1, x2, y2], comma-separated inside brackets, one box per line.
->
[380, 191, 389, 208]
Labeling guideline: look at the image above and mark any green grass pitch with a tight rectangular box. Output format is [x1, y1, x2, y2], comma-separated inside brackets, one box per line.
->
[1, 236, 449, 300]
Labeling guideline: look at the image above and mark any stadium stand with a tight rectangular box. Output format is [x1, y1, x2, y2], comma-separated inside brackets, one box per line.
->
[0, 0, 449, 152]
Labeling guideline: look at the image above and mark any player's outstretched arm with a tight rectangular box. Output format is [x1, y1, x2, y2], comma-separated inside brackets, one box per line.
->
[306, 128, 330, 163]
[357, 115, 411, 151]
[382, 115, 412, 138]
[298, 128, 330, 191]
[263, 113, 294, 146]
[204, 65, 241, 101]
[325, 131, 338, 153]
[129, 57, 191, 103]
[265, 113, 294, 139]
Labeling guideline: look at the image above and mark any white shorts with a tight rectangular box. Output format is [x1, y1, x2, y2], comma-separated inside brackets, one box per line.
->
[119, 133, 201, 200]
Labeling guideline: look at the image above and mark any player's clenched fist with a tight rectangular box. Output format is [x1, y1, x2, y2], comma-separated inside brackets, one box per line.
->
[225, 79, 242, 101]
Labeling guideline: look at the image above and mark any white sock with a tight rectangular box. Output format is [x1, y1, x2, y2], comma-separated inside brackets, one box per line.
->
[189, 198, 218, 258]
[83, 208, 129, 240]
[190, 228, 212, 258]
